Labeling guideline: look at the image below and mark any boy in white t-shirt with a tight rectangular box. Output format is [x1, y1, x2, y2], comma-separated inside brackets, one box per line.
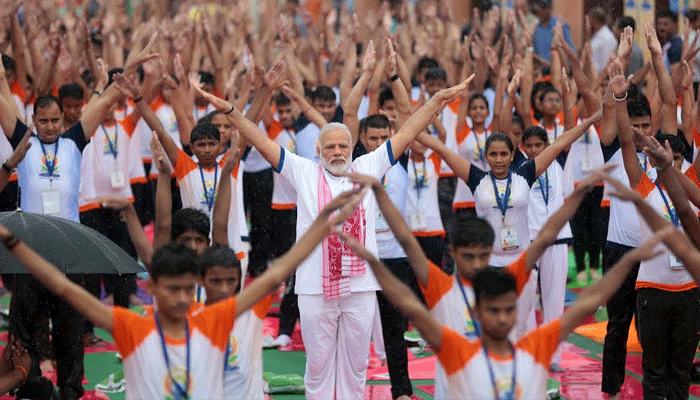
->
[338, 172, 673, 400]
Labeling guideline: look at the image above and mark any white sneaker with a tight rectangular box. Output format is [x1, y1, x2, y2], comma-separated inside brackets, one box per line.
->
[262, 335, 276, 348]
[272, 334, 292, 347]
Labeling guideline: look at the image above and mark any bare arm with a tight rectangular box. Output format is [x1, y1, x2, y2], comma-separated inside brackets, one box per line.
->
[343, 41, 376, 144]
[416, 132, 472, 183]
[211, 148, 242, 246]
[534, 111, 600, 177]
[0, 226, 114, 331]
[645, 23, 678, 135]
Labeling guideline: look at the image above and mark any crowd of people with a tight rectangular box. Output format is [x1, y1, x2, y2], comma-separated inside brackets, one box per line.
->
[1, 0, 700, 399]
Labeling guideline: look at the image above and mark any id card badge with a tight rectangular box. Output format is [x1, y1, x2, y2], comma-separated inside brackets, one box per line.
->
[500, 226, 520, 250]
[376, 212, 389, 233]
[670, 254, 684, 270]
[110, 171, 126, 189]
[409, 213, 428, 231]
[41, 190, 61, 214]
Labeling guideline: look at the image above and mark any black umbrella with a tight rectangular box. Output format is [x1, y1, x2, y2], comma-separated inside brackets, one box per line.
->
[0, 211, 145, 274]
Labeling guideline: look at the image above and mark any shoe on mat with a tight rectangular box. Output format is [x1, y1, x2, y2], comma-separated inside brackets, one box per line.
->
[95, 371, 125, 393]
[272, 334, 292, 348]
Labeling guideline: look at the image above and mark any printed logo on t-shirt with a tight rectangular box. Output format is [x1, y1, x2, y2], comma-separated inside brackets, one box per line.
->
[413, 167, 429, 190]
[163, 366, 192, 400]
[225, 334, 240, 371]
[494, 378, 521, 400]
[491, 185, 513, 211]
[200, 179, 217, 208]
[102, 133, 117, 155]
[462, 304, 478, 339]
[168, 114, 178, 134]
[285, 139, 295, 154]
[40, 151, 60, 178]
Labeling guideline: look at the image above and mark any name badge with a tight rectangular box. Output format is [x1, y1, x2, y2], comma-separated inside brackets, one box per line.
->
[376, 212, 389, 233]
[670, 254, 684, 270]
[110, 171, 126, 189]
[500, 226, 519, 251]
[42, 190, 61, 214]
[409, 213, 427, 231]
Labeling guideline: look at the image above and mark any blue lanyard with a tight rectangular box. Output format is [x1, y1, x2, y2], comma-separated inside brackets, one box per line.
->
[199, 164, 218, 212]
[155, 314, 190, 399]
[412, 158, 427, 199]
[656, 183, 679, 227]
[40, 140, 59, 179]
[538, 170, 549, 206]
[639, 153, 648, 171]
[583, 128, 590, 144]
[483, 342, 517, 400]
[490, 171, 512, 222]
[456, 276, 480, 336]
[102, 125, 118, 159]
[475, 130, 489, 163]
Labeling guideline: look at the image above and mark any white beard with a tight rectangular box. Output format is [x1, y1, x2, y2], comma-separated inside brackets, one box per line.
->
[321, 156, 350, 176]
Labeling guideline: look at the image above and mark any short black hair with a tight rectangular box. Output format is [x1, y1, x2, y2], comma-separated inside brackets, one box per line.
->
[655, 133, 685, 154]
[34, 95, 62, 112]
[451, 216, 495, 249]
[198, 110, 223, 125]
[589, 7, 607, 24]
[538, 86, 561, 103]
[378, 85, 395, 108]
[468, 93, 489, 110]
[198, 70, 216, 86]
[1, 54, 15, 72]
[627, 99, 652, 118]
[190, 122, 221, 144]
[522, 125, 549, 144]
[617, 15, 637, 31]
[473, 267, 518, 306]
[531, 81, 555, 118]
[511, 113, 525, 130]
[657, 9, 678, 24]
[485, 132, 514, 153]
[686, 9, 700, 23]
[417, 57, 439, 72]
[360, 114, 391, 134]
[58, 83, 84, 102]
[201, 244, 242, 284]
[424, 67, 447, 83]
[274, 92, 292, 106]
[313, 85, 336, 102]
[171, 208, 210, 241]
[151, 242, 202, 281]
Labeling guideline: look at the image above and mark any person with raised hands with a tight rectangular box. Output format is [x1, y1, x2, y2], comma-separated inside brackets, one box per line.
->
[335, 170, 671, 400]
[606, 128, 700, 399]
[0, 182, 367, 399]
[194, 68, 473, 398]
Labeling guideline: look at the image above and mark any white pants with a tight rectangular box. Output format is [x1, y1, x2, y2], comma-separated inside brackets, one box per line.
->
[513, 268, 538, 341]
[537, 243, 568, 364]
[371, 299, 386, 360]
[299, 291, 377, 400]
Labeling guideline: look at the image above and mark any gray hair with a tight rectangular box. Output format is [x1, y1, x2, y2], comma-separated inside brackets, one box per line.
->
[318, 123, 352, 146]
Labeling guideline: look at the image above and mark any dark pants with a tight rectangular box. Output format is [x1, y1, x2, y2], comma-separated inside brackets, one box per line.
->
[416, 235, 445, 271]
[80, 207, 137, 332]
[637, 288, 700, 400]
[0, 180, 18, 211]
[273, 208, 298, 337]
[10, 274, 85, 400]
[602, 242, 640, 395]
[243, 169, 274, 277]
[376, 258, 425, 399]
[570, 186, 605, 272]
[437, 177, 457, 270]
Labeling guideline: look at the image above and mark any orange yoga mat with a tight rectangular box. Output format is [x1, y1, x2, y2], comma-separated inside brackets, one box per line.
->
[573, 318, 643, 352]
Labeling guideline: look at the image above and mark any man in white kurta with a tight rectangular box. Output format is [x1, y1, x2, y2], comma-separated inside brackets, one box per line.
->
[221, 74, 469, 398]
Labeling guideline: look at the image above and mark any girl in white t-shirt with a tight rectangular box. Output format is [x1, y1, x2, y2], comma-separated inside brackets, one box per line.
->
[417, 111, 600, 267]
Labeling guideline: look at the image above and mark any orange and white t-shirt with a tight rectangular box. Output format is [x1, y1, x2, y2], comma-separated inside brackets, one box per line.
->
[634, 173, 698, 292]
[436, 320, 561, 400]
[138, 96, 181, 169]
[111, 296, 237, 399]
[79, 115, 147, 211]
[452, 124, 491, 210]
[419, 252, 531, 400]
[173, 149, 244, 258]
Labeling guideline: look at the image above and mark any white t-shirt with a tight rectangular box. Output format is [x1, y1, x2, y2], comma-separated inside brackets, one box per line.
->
[467, 160, 537, 266]
[269, 121, 297, 209]
[452, 124, 491, 209]
[376, 162, 408, 259]
[277, 140, 397, 294]
[294, 122, 321, 162]
[11, 120, 86, 222]
[139, 97, 181, 165]
[527, 156, 572, 239]
[406, 151, 444, 236]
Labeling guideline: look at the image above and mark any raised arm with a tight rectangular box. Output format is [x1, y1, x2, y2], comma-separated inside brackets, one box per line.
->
[534, 110, 601, 177]
[280, 84, 326, 129]
[343, 40, 376, 144]
[235, 187, 366, 317]
[192, 83, 283, 170]
[0, 58, 21, 137]
[0, 225, 114, 332]
[559, 227, 670, 341]
[211, 147, 242, 247]
[390, 77, 473, 157]
[416, 131, 472, 183]
[645, 23, 678, 135]
[0, 128, 31, 193]
[336, 229, 444, 350]
[348, 173, 430, 285]
[95, 198, 154, 269]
